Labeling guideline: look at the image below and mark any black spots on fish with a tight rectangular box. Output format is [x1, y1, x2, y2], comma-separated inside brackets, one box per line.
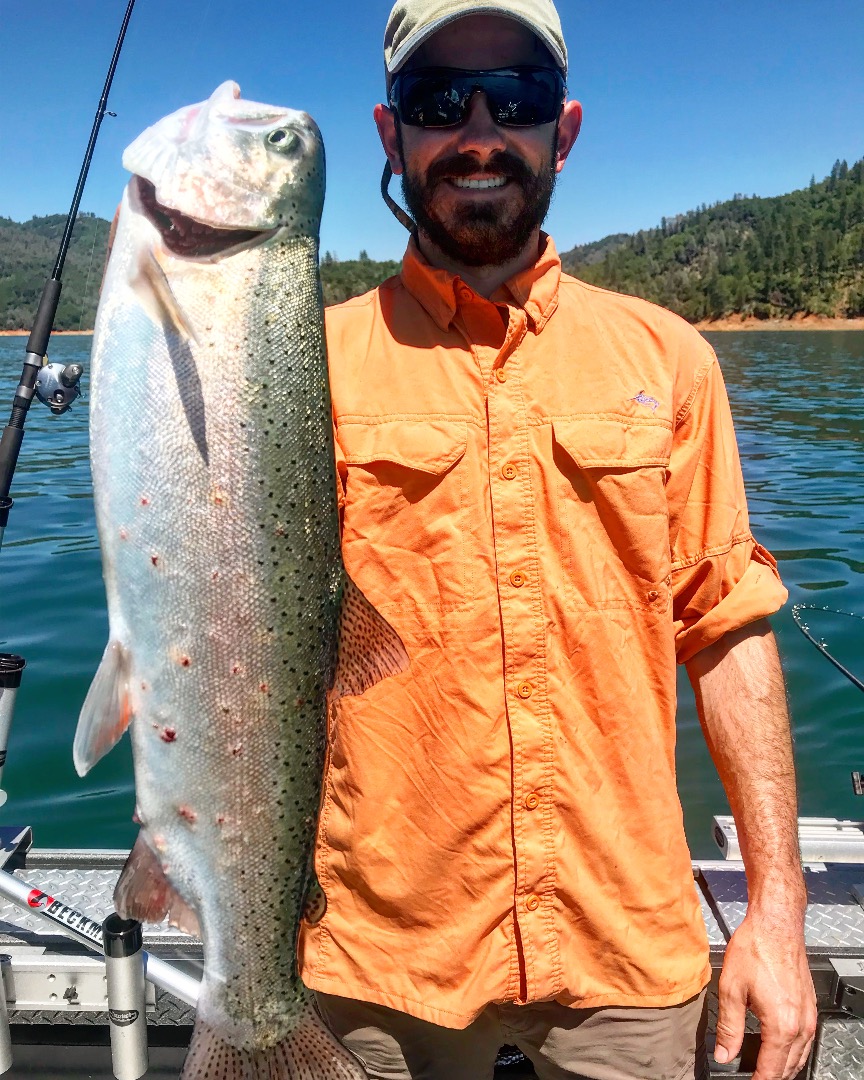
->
[160, 726, 177, 743]
[140, 496, 150, 507]
[177, 804, 197, 825]
[230, 743, 243, 757]
[150, 554, 160, 567]
[230, 663, 244, 675]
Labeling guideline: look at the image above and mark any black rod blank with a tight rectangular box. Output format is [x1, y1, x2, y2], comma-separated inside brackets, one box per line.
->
[0, 0, 136, 545]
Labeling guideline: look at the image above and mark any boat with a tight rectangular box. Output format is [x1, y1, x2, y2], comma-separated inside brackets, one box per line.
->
[0, 815, 863, 1077]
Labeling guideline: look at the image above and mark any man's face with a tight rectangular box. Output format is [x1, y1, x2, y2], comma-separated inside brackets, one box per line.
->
[385, 15, 575, 267]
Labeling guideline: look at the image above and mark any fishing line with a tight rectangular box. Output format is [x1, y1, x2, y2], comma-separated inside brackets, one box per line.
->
[0, 0, 137, 551]
[77, 217, 103, 333]
[791, 603, 864, 693]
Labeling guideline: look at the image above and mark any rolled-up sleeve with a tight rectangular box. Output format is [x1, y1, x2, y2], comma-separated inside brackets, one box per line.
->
[668, 351, 787, 663]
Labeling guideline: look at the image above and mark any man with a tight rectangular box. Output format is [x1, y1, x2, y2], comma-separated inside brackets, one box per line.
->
[298, 2, 817, 1077]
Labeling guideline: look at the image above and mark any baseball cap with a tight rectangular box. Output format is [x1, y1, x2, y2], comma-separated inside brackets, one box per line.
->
[384, 0, 567, 87]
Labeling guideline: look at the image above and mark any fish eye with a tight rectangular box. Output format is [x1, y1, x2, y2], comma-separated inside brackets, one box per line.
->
[267, 128, 299, 153]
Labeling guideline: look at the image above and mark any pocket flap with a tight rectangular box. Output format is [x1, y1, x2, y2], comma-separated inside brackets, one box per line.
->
[338, 420, 469, 475]
[553, 418, 672, 469]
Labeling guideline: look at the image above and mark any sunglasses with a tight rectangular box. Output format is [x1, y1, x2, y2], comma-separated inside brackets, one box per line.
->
[389, 66, 565, 129]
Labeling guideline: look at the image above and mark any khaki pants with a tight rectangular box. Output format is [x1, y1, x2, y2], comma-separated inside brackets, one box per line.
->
[316, 989, 709, 1080]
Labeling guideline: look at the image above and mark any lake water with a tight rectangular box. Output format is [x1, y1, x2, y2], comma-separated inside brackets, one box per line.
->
[0, 331, 862, 858]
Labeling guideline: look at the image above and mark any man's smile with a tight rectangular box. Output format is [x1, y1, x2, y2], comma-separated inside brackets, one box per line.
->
[449, 175, 509, 189]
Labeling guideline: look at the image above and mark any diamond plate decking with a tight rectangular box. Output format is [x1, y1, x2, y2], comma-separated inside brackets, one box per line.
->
[701, 864, 864, 952]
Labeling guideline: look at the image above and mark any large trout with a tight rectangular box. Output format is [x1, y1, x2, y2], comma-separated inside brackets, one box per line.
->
[75, 81, 406, 1079]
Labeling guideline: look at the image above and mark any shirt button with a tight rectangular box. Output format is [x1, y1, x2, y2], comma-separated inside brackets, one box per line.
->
[647, 589, 660, 601]
[524, 792, 540, 811]
[501, 462, 518, 480]
[526, 894, 540, 911]
[495, 368, 507, 383]
[516, 681, 533, 699]
[457, 283, 472, 301]
[509, 569, 526, 588]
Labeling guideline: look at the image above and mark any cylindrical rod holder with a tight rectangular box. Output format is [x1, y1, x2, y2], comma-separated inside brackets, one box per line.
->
[0, 955, 11, 1075]
[103, 914, 148, 1080]
[0, 655, 26, 808]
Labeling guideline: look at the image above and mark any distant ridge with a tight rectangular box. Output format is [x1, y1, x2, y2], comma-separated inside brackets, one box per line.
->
[0, 217, 400, 331]
[561, 157, 864, 322]
[2, 156, 862, 329]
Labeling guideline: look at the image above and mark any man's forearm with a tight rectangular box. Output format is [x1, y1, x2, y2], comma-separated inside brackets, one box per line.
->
[685, 618, 805, 916]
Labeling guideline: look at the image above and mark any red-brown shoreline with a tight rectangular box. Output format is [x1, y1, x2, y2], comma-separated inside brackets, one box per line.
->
[3, 315, 864, 337]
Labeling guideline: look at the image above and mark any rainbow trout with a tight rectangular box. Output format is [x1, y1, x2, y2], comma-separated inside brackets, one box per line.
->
[75, 81, 407, 1079]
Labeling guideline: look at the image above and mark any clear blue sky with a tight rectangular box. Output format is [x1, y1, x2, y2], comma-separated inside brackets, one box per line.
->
[1, 0, 863, 261]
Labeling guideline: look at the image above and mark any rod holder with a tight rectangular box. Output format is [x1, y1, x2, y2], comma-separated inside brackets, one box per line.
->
[103, 914, 148, 1080]
[0, 656, 26, 808]
[0, 956, 11, 1075]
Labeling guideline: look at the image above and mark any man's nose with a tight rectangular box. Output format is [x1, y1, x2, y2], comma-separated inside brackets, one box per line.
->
[455, 93, 507, 159]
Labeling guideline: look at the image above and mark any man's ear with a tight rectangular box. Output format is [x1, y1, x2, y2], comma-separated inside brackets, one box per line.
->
[374, 103, 403, 176]
[555, 100, 582, 174]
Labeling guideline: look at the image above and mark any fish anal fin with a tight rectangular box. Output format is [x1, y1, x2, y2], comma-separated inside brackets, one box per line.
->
[73, 640, 133, 777]
[131, 246, 198, 344]
[333, 577, 408, 700]
[182, 1007, 367, 1079]
[116, 832, 201, 938]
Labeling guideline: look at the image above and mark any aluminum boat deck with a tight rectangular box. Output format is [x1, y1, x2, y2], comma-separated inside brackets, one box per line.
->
[0, 823, 863, 1078]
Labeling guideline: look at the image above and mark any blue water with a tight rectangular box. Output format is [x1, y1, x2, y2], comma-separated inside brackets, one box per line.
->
[0, 331, 862, 857]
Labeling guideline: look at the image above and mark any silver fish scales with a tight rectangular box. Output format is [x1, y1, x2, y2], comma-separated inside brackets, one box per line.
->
[75, 81, 406, 1079]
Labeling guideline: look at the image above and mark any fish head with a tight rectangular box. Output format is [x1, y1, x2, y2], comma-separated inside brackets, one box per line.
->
[122, 81, 325, 239]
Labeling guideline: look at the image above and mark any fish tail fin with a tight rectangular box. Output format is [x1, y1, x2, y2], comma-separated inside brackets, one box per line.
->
[181, 1007, 367, 1079]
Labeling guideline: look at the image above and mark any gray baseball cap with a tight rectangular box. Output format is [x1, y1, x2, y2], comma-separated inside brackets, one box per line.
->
[384, 0, 567, 86]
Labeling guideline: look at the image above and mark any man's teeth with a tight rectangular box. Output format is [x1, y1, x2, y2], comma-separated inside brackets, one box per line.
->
[452, 176, 507, 189]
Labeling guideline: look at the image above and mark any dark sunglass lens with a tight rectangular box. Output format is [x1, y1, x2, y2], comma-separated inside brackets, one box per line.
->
[486, 70, 562, 126]
[394, 68, 563, 128]
[399, 75, 467, 127]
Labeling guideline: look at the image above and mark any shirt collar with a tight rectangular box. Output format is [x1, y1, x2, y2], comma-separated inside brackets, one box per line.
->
[400, 233, 561, 334]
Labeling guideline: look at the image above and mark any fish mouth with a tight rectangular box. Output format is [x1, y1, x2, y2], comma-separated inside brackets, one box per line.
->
[132, 176, 273, 258]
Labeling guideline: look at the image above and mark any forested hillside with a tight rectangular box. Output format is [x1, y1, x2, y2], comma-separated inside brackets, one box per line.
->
[0, 213, 109, 331]
[561, 158, 864, 322]
[3, 156, 862, 329]
[0, 217, 400, 330]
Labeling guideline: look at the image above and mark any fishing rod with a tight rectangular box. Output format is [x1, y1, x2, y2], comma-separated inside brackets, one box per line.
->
[0, 5, 138, 1005]
[0, 0, 137, 553]
[792, 603, 864, 694]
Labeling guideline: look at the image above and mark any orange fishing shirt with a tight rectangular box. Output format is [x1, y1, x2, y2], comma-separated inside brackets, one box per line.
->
[298, 234, 787, 1028]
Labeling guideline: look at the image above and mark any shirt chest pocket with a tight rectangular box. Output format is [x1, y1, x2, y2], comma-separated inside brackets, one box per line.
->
[338, 420, 474, 616]
[552, 418, 673, 611]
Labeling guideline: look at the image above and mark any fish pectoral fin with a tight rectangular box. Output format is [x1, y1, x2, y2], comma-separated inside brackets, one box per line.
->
[116, 832, 201, 937]
[182, 1007, 367, 1079]
[131, 247, 199, 343]
[333, 576, 409, 700]
[73, 640, 133, 777]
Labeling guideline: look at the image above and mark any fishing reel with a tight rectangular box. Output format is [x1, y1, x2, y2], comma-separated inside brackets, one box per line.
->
[35, 360, 83, 415]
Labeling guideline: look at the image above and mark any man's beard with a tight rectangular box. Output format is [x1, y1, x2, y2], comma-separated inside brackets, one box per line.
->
[398, 129, 558, 268]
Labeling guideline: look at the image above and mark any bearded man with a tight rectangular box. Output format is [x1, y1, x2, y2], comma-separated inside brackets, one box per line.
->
[297, 2, 817, 1078]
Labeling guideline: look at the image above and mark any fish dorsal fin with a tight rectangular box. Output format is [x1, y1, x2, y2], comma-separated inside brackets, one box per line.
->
[73, 640, 133, 777]
[130, 246, 198, 343]
[333, 577, 408, 700]
[116, 832, 201, 938]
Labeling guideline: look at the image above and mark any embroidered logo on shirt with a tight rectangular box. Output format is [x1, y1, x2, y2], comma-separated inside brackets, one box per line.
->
[631, 390, 660, 413]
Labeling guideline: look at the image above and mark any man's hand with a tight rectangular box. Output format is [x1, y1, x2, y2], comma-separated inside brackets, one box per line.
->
[686, 619, 817, 1078]
[714, 910, 816, 1079]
